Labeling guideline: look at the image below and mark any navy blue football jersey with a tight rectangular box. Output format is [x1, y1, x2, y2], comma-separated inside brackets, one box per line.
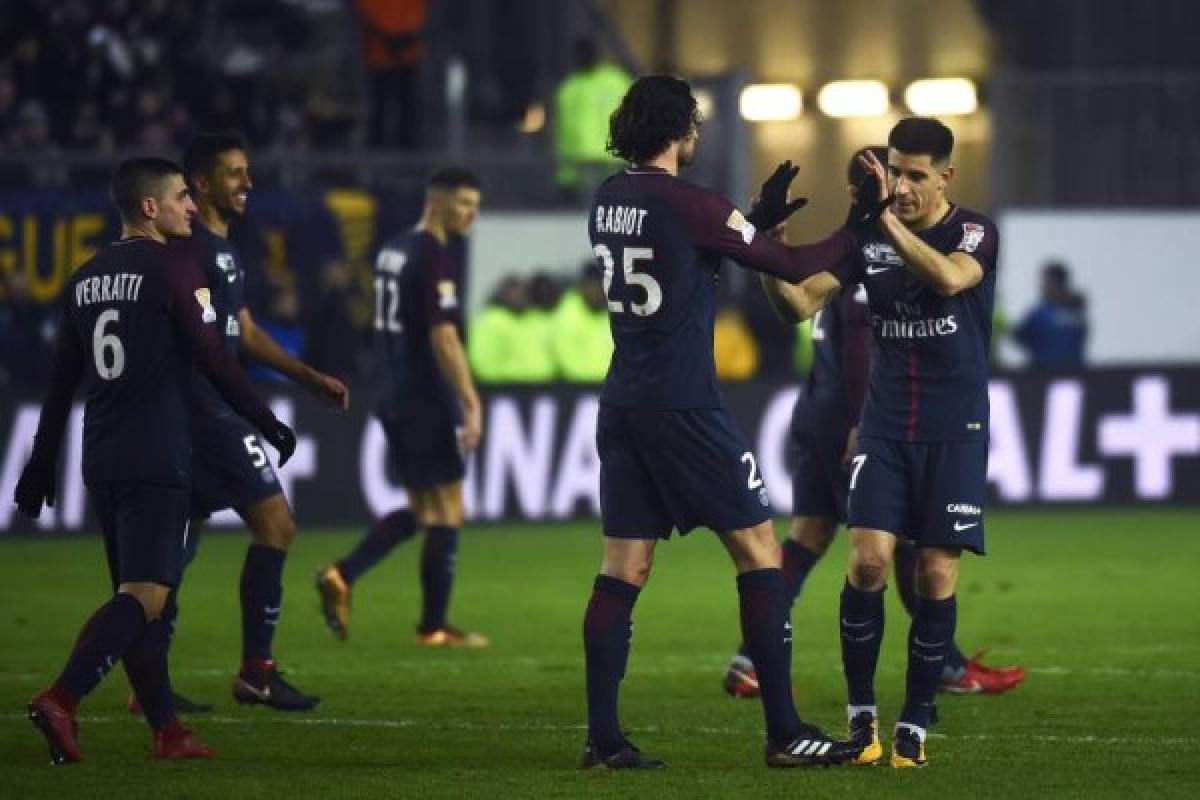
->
[37, 238, 277, 487]
[805, 282, 871, 412]
[589, 166, 855, 410]
[373, 230, 464, 415]
[187, 222, 247, 420]
[845, 205, 999, 442]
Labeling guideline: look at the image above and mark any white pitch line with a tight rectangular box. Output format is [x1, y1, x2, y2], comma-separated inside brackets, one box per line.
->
[0, 713, 1194, 748]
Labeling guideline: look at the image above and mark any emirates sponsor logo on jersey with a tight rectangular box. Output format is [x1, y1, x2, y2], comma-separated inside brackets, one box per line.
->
[874, 314, 959, 339]
[958, 222, 985, 253]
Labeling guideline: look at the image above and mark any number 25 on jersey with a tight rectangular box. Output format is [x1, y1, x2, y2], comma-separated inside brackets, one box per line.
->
[594, 244, 662, 317]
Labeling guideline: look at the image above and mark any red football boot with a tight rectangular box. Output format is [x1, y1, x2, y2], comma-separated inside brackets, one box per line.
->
[940, 650, 1027, 694]
[152, 720, 214, 760]
[28, 688, 81, 765]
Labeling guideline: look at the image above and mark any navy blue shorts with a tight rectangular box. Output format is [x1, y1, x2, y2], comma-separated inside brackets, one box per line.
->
[190, 414, 281, 518]
[788, 397, 851, 522]
[92, 481, 191, 588]
[845, 436, 987, 555]
[597, 404, 772, 539]
[380, 404, 465, 490]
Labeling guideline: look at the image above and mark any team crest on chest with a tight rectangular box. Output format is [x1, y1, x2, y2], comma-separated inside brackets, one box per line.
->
[958, 222, 985, 253]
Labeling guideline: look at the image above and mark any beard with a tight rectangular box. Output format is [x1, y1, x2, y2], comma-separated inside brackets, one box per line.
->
[678, 138, 697, 167]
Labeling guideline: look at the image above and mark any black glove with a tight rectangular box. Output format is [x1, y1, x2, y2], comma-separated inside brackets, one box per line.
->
[845, 171, 893, 236]
[262, 418, 297, 468]
[14, 439, 56, 519]
[746, 160, 809, 231]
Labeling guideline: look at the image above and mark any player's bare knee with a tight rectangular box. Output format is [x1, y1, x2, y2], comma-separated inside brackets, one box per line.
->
[601, 540, 655, 587]
[254, 511, 296, 549]
[119, 583, 169, 622]
[790, 517, 835, 556]
[847, 559, 888, 591]
[916, 560, 959, 599]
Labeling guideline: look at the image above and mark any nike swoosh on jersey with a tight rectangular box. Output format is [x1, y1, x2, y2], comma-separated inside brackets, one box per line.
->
[866, 265, 890, 275]
[954, 521, 980, 531]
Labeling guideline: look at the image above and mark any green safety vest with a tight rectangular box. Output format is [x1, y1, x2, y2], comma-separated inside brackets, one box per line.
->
[554, 63, 633, 189]
[467, 306, 557, 383]
[549, 290, 613, 382]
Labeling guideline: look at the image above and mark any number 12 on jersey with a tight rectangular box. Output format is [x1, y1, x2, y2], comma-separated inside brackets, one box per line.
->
[594, 244, 662, 317]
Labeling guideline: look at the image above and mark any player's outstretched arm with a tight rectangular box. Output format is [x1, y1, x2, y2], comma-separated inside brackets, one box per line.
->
[431, 322, 482, 452]
[237, 308, 350, 410]
[759, 272, 842, 324]
[14, 315, 84, 518]
[678, 187, 857, 286]
[166, 257, 295, 465]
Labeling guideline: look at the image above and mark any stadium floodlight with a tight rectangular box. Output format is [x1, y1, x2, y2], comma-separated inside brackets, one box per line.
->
[904, 78, 978, 116]
[738, 84, 803, 121]
[816, 80, 889, 118]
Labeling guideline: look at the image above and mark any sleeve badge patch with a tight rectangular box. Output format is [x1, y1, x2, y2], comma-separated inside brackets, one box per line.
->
[726, 208, 757, 245]
[958, 222, 985, 254]
[437, 280, 459, 310]
[194, 288, 217, 323]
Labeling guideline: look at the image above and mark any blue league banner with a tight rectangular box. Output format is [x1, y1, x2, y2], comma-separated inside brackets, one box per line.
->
[2, 369, 1198, 533]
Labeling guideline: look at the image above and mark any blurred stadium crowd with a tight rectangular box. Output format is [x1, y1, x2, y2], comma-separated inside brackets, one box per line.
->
[0, 0, 354, 159]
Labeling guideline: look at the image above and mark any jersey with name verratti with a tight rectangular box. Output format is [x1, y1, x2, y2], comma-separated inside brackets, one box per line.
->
[374, 229, 465, 416]
[590, 166, 856, 410]
[47, 238, 274, 487]
[845, 205, 999, 442]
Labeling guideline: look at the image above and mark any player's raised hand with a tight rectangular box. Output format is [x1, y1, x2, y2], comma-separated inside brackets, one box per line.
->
[747, 160, 808, 231]
[846, 165, 893, 236]
[263, 418, 297, 467]
[14, 446, 56, 519]
[311, 371, 350, 410]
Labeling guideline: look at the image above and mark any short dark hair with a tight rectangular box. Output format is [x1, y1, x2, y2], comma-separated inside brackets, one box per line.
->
[110, 157, 183, 220]
[428, 167, 481, 192]
[182, 132, 246, 186]
[607, 74, 700, 164]
[847, 145, 889, 185]
[888, 117, 954, 164]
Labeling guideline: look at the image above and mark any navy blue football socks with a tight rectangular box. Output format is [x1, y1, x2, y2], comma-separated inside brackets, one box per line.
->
[123, 614, 175, 730]
[840, 579, 885, 707]
[55, 592, 147, 703]
[737, 568, 802, 744]
[418, 526, 459, 632]
[781, 539, 820, 604]
[893, 544, 969, 679]
[241, 544, 286, 662]
[583, 574, 640, 754]
[901, 594, 957, 730]
[338, 509, 418, 585]
[736, 540, 820, 659]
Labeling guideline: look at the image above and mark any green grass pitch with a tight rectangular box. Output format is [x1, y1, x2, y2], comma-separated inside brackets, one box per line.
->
[2, 510, 1198, 798]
